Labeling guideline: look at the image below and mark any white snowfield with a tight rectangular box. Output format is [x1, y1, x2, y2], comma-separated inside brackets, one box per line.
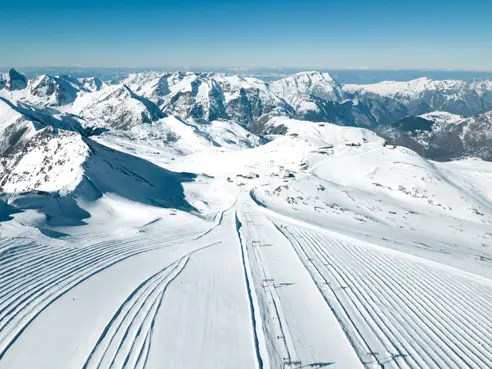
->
[344, 77, 492, 101]
[419, 111, 463, 124]
[94, 116, 262, 167]
[1, 116, 492, 369]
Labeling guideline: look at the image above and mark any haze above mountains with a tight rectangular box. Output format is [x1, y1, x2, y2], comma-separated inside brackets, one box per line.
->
[4, 66, 492, 84]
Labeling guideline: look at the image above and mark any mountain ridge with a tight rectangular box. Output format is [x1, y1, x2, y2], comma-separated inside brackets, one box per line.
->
[2, 68, 492, 164]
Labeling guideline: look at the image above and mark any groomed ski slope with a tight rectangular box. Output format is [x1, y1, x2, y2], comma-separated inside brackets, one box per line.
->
[233, 182, 492, 369]
[277, 222, 492, 369]
[1, 117, 492, 369]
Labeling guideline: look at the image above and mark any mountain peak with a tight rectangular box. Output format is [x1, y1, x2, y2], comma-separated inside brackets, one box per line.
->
[78, 76, 106, 92]
[0, 68, 28, 91]
[295, 70, 336, 80]
[270, 71, 344, 105]
[74, 83, 166, 130]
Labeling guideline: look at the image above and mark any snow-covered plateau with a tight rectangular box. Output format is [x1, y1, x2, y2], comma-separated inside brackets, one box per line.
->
[1, 69, 492, 369]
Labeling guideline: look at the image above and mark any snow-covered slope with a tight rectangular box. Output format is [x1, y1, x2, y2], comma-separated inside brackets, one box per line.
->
[419, 110, 463, 124]
[0, 96, 89, 154]
[95, 116, 262, 165]
[0, 98, 40, 154]
[240, 119, 492, 274]
[0, 128, 88, 194]
[71, 84, 166, 130]
[2, 112, 492, 369]
[264, 116, 380, 142]
[0, 125, 198, 238]
[1, 127, 193, 206]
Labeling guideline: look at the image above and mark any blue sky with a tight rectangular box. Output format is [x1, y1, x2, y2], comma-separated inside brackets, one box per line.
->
[1, 0, 491, 69]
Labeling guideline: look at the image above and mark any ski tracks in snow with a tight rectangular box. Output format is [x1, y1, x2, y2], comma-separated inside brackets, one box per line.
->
[279, 225, 492, 369]
[235, 209, 300, 369]
[82, 257, 187, 369]
[0, 226, 211, 360]
[83, 241, 221, 369]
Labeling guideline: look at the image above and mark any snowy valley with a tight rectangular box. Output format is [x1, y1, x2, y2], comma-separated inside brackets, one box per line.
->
[1, 68, 492, 369]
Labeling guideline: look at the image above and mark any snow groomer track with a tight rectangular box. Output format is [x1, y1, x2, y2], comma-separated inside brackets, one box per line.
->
[0, 228, 205, 360]
[279, 224, 492, 369]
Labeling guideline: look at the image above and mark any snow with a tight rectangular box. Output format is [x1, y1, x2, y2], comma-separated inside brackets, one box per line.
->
[0, 99, 39, 154]
[0, 99, 24, 124]
[121, 71, 293, 124]
[277, 223, 492, 368]
[344, 77, 463, 98]
[419, 111, 463, 124]
[2, 70, 492, 369]
[1, 130, 87, 194]
[271, 71, 344, 105]
[70, 85, 165, 130]
[344, 77, 492, 113]
[91, 116, 262, 169]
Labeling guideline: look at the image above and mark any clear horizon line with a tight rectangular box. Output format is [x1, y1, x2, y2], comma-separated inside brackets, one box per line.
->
[2, 65, 492, 72]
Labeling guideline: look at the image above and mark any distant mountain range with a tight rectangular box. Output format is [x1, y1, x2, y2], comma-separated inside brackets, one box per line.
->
[4, 66, 492, 84]
[1, 68, 492, 165]
[377, 111, 492, 161]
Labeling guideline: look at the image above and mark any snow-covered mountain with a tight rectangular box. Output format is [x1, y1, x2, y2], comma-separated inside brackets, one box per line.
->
[2, 68, 492, 166]
[0, 127, 89, 195]
[378, 110, 492, 161]
[0, 95, 89, 154]
[0, 125, 196, 216]
[2, 67, 492, 168]
[78, 77, 107, 92]
[345, 77, 492, 117]
[71, 84, 166, 130]
[25, 74, 88, 106]
[266, 71, 410, 127]
[0, 98, 40, 154]
[270, 71, 345, 106]
[123, 71, 294, 127]
[3, 68, 492, 135]
[96, 116, 263, 165]
[0, 69, 28, 91]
